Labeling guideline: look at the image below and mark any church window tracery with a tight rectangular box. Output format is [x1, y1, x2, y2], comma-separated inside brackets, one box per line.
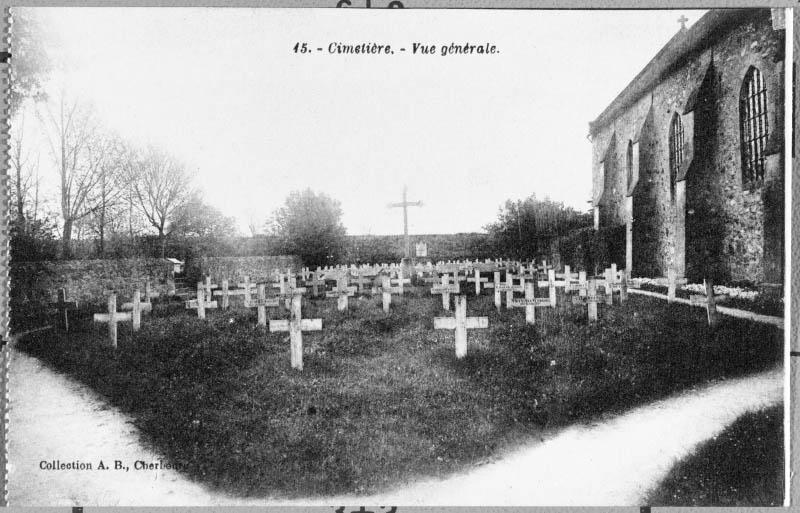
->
[739, 66, 768, 187]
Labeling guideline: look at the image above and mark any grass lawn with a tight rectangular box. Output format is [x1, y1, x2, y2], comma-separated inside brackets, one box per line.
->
[17, 284, 783, 498]
[645, 404, 784, 506]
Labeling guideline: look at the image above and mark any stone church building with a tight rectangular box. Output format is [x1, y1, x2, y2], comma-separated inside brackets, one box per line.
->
[589, 8, 786, 285]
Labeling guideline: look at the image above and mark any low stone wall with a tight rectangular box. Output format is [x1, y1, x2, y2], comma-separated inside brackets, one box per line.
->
[199, 256, 302, 284]
[11, 258, 175, 305]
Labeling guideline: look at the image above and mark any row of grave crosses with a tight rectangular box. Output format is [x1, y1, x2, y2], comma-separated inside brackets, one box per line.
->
[87, 261, 722, 368]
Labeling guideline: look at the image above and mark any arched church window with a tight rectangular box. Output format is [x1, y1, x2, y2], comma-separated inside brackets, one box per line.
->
[626, 140, 634, 191]
[668, 113, 684, 201]
[739, 66, 768, 187]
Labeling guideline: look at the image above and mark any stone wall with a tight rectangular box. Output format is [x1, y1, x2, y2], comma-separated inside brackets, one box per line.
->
[199, 256, 302, 284]
[11, 258, 175, 305]
[591, 9, 784, 283]
[344, 233, 493, 263]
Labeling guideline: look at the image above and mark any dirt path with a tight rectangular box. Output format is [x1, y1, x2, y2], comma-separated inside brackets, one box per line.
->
[7, 348, 782, 506]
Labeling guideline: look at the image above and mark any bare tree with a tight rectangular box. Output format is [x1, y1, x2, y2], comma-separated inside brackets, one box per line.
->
[86, 135, 129, 256]
[126, 146, 193, 258]
[37, 93, 108, 258]
[9, 111, 42, 229]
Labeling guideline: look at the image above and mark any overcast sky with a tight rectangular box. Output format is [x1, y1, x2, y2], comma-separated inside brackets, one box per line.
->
[19, 7, 704, 236]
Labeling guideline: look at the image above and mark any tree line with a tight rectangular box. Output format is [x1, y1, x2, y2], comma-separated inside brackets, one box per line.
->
[9, 13, 238, 262]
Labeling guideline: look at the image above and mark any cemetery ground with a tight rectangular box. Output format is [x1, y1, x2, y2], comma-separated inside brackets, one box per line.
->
[16, 284, 783, 500]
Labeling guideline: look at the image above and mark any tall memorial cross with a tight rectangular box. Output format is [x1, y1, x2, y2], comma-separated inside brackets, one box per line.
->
[51, 288, 78, 332]
[510, 281, 554, 325]
[269, 293, 322, 371]
[431, 274, 460, 310]
[93, 294, 131, 348]
[434, 295, 488, 359]
[387, 185, 423, 259]
[689, 279, 726, 327]
[466, 268, 489, 295]
[185, 283, 219, 319]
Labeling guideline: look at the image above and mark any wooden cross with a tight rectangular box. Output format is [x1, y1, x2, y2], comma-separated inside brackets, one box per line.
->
[252, 283, 280, 326]
[559, 265, 576, 292]
[201, 276, 218, 302]
[51, 288, 78, 332]
[390, 269, 411, 295]
[234, 276, 257, 307]
[510, 281, 554, 325]
[571, 279, 604, 322]
[387, 185, 423, 259]
[325, 275, 356, 311]
[185, 283, 219, 319]
[431, 274, 460, 310]
[93, 294, 131, 348]
[379, 275, 399, 312]
[217, 280, 231, 309]
[143, 281, 159, 302]
[120, 290, 152, 331]
[496, 273, 524, 308]
[667, 268, 677, 303]
[269, 293, 322, 371]
[351, 270, 370, 294]
[689, 279, 726, 327]
[605, 264, 628, 303]
[434, 295, 488, 359]
[491, 271, 502, 310]
[678, 14, 689, 29]
[535, 269, 560, 307]
[214, 279, 255, 307]
[305, 271, 325, 297]
[466, 269, 489, 295]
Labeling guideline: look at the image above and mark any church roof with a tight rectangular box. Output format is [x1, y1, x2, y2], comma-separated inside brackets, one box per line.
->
[588, 9, 769, 136]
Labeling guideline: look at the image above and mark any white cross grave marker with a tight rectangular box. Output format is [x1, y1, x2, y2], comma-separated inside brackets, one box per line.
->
[269, 293, 322, 371]
[431, 274, 460, 310]
[434, 295, 488, 359]
[120, 289, 151, 330]
[253, 283, 280, 326]
[495, 273, 524, 308]
[466, 269, 489, 295]
[510, 281, 554, 325]
[93, 294, 131, 348]
[326, 275, 357, 311]
[570, 279, 605, 322]
[185, 284, 219, 319]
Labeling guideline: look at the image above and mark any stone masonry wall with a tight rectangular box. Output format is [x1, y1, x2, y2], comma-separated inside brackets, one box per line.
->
[12, 258, 175, 306]
[592, 9, 784, 282]
[199, 256, 302, 285]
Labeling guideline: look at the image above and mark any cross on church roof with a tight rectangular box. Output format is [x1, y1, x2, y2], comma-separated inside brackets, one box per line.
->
[678, 15, 689, 30]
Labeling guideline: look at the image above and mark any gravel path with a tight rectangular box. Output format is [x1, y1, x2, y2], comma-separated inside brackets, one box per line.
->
[7, 348, 782, 506]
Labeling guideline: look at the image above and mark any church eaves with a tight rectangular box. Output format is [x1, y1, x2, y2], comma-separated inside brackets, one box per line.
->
[588, 9, 769, 137]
